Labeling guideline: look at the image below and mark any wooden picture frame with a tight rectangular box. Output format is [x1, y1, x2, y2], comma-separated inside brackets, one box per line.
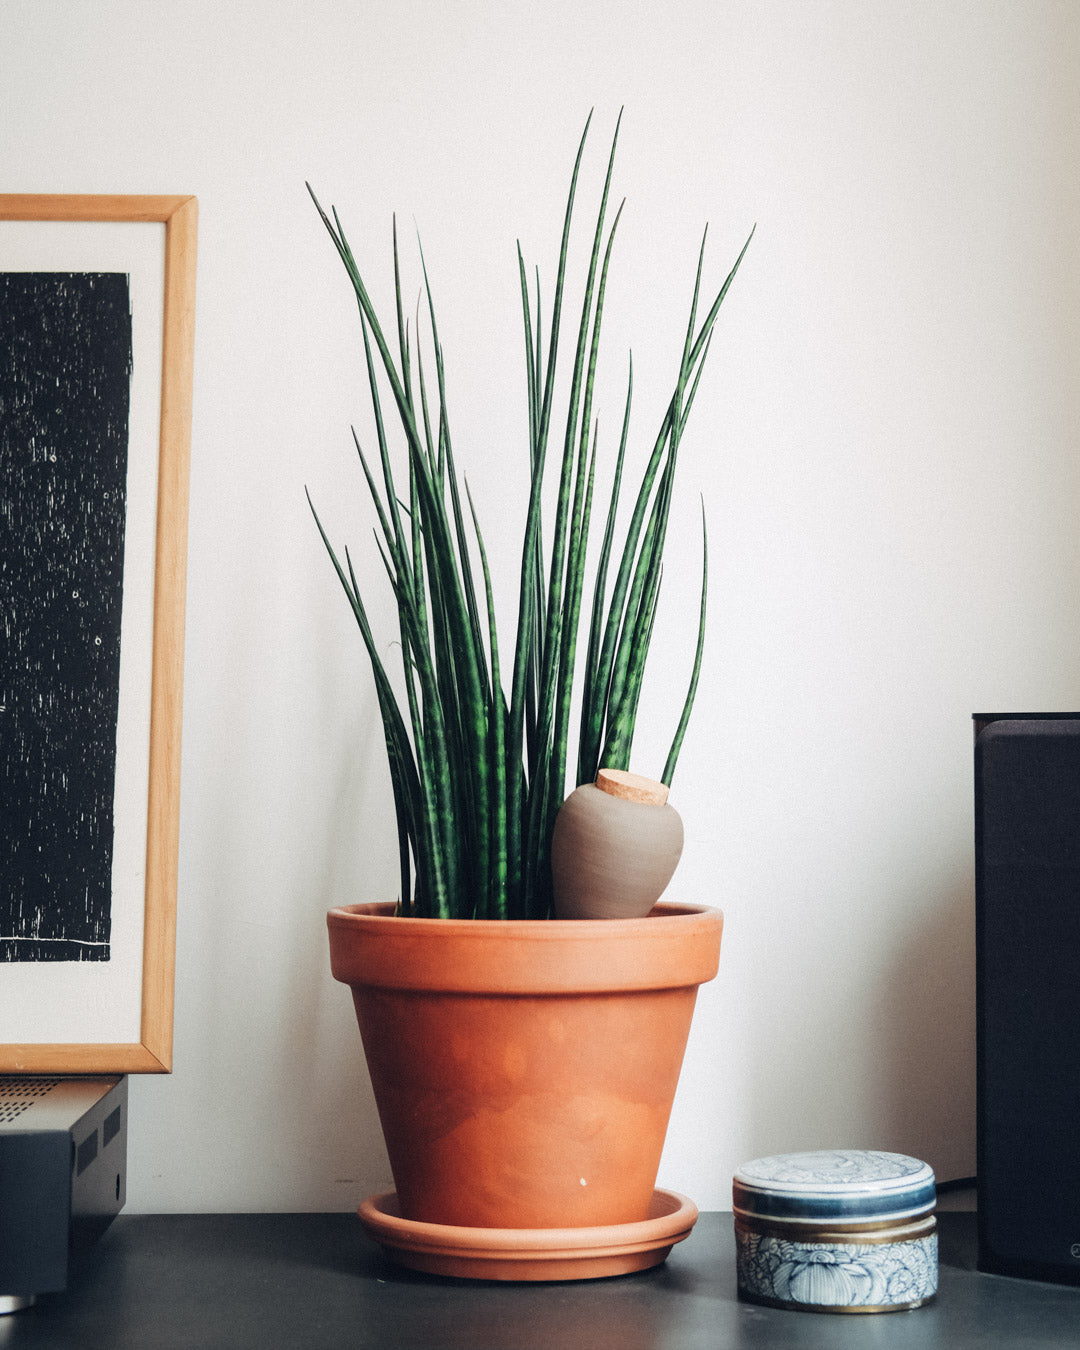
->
[0, 195, 196, 1073]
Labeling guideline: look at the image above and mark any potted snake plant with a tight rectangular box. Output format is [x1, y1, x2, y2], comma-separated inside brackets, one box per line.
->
[309, 113, 750, 1279]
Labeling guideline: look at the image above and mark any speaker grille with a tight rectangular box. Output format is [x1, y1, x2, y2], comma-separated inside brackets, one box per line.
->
[0, 1077, 62, 1124]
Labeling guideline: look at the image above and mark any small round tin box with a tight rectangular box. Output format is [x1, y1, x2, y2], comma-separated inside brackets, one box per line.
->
[732, 1149, 937, 1314]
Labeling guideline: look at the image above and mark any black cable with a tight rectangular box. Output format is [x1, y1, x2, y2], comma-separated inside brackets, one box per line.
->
[937, 1175, 977, 1194]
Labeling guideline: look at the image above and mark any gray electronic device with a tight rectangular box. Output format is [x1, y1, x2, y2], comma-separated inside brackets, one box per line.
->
[0, 1075, 127, 1312]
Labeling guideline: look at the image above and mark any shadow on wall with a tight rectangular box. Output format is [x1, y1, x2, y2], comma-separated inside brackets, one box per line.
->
[872, 876, 976, 1183]
[736, 863, 975, 1183]
[283, 791, 394, 1210]
[284, 908, 391, 1210]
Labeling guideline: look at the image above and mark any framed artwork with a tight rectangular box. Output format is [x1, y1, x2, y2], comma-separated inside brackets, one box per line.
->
[0, 195, 197, 1073]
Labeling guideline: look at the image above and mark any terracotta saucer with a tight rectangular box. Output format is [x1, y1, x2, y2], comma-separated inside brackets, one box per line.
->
[358, 1187, 698, 1282]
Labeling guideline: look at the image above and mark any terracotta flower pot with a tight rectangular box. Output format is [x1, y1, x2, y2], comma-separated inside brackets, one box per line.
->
[327, 901, 723, 1232]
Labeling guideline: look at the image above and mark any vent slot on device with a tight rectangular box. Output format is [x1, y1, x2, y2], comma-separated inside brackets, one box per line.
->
[76, 1130, 99, 1176]
[103, 1106, 122, 1149]
[0, 1076, 61, 1125]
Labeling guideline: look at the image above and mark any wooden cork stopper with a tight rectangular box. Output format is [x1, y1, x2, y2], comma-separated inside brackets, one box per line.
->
[595, 768, 669, 806]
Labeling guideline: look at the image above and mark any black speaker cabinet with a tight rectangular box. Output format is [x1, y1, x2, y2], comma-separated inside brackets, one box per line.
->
[975, 714, 1080, 1283]
[0, 1076, 127, 1311]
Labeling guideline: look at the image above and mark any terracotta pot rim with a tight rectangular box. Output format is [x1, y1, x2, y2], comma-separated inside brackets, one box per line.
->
[327, 898, 720, 931]
[327, 899, 723, 994]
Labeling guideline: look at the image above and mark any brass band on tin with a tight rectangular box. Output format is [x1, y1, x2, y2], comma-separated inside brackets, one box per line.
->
[738, 1289, 935, 1316]
[734, 1212, 937, 1247]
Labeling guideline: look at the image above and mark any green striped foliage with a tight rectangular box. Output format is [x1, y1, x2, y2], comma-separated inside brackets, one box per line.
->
[308, 116, 751, 919]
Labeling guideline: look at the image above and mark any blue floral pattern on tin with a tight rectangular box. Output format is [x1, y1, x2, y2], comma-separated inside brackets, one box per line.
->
[736, 1229, 938, 1308]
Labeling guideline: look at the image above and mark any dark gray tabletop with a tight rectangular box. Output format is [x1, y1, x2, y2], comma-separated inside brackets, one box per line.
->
[4, 1210, 1080, 1349]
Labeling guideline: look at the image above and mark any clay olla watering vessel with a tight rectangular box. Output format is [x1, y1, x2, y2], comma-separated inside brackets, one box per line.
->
[552, 768, 684, 919]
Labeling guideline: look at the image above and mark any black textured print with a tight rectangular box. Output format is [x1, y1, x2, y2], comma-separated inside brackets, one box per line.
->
[1, 272, 133, 962]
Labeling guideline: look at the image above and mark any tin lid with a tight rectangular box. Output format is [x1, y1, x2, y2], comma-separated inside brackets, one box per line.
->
[732, 1149, 936, 1225]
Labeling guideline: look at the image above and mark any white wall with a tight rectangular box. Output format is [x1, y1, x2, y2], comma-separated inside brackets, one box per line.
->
[3, 0, 1078, 1213]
